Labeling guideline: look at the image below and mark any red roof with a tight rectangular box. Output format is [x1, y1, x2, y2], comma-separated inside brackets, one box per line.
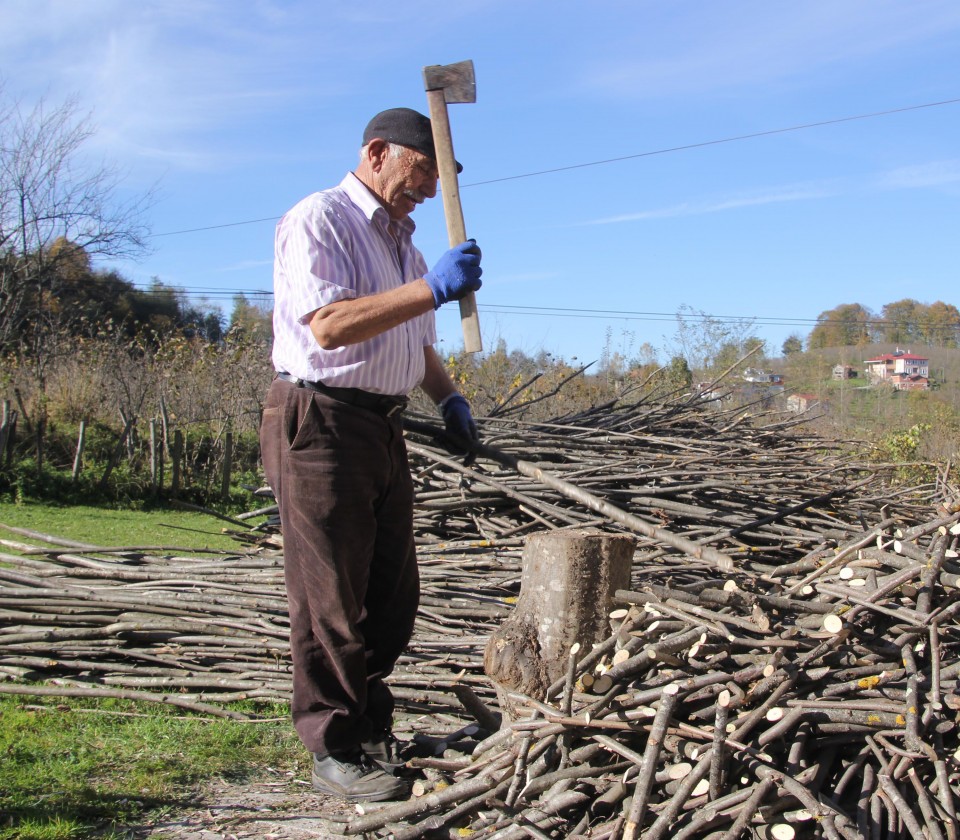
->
[864, 353, 928, 363]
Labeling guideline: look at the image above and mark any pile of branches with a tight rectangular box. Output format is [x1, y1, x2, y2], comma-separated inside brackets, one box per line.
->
[1, 385, 959, 837]
[0, 519, 518, 717]
[338, 507, 960, 839]
[403, 381, 943, 555]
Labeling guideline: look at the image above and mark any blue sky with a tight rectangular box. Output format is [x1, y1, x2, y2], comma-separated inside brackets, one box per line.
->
[4, 0, 960, 365]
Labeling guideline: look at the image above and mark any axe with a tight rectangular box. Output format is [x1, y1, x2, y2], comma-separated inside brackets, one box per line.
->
[422, 59, 482, 353]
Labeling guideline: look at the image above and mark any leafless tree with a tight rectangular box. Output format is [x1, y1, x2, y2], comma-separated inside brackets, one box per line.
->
[0, 84, 154, 465]
[662, 304, 758, 374]
[1, 87, 152, 346]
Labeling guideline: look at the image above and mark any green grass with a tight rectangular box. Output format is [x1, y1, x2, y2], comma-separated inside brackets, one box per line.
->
[0, 501, 254, 553]
[0, 504, 292, 837]
[0, 695, 303, 840]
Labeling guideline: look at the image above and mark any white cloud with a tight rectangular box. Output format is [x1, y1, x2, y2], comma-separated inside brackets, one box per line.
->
[586, 184, 835, 225]
[577, 1, 960, 99]
[584, 153, 960, 226]
[1, 1, 362, 172]
[876, 159, 960, 189]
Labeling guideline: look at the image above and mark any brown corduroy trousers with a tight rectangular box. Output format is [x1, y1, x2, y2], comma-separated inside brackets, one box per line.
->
[259, 377, 420, 756]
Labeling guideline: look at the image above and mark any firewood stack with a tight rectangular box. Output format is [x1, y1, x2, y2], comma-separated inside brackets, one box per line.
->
[1, 385, 958, 837]
[341, 505, 959, 839]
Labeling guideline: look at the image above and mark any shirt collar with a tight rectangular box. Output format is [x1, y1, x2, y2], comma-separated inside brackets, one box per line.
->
[340, 172, 417, 238]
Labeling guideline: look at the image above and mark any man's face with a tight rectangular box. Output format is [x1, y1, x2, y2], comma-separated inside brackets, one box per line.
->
[373, 143, 439, 221]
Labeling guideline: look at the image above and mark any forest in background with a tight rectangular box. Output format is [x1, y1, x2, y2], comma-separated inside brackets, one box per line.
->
[2, 282, 959, 507]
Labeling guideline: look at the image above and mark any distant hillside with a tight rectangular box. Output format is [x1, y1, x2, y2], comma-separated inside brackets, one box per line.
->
[770, 344, 959, 463]
[783, 343, 960, 385]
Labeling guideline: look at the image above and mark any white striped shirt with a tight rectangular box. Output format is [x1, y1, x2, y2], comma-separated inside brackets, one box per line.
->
[271, 172, 436, 395]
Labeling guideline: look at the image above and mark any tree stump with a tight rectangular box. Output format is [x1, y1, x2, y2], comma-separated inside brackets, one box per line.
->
[483, 528, 634, 714]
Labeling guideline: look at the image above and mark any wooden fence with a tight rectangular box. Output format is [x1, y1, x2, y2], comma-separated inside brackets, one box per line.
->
[0, 397, 247, 501]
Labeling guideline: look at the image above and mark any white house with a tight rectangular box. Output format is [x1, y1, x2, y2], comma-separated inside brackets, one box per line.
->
[863, 349, 929, 386]
[743, 368, 784, 384]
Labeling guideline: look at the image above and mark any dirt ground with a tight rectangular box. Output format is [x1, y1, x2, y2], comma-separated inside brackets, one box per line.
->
[131, 773, 357, 839]
[128, 717, 474, 840]
[114, 695, 490, 840]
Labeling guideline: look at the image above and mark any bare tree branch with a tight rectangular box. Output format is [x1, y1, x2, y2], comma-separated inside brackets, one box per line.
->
[0, 87, 154, 351]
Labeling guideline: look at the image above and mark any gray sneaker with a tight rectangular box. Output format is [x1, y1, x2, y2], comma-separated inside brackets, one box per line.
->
[312, 748, 409, 802]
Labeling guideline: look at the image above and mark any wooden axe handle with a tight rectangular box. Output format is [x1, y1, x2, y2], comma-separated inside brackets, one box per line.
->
[425, 88, 482, 353]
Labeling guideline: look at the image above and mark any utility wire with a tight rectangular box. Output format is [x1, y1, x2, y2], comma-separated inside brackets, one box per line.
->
[472, 304, 956, 332]
[467, 97, 960, 187]
[146, 95, 960, 239]
[481, 304, 825, 324]
[150, 217, 280, 238]
[125, 282, 955, 332]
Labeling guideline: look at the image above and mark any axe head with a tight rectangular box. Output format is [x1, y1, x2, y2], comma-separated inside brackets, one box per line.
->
[422, 60, 476, 104]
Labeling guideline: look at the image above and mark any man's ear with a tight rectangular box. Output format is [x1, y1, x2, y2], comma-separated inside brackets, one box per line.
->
[365, 138, 388, 171]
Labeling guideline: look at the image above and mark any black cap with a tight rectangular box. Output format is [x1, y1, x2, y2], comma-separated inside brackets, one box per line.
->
[362, 107, 463, 174]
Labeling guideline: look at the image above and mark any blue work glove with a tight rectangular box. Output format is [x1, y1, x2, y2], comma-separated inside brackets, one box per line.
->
[440, 393, 479, 457]
[424, 240, 483, 309]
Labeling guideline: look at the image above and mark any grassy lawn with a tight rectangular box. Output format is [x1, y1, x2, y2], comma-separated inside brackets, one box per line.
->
[0, 501, 256, 553]
[0, 696, 303, 840]
[0, 502, 294, 838]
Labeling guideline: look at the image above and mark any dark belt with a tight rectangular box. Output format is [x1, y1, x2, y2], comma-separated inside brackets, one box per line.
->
[275, 372, 408, 417]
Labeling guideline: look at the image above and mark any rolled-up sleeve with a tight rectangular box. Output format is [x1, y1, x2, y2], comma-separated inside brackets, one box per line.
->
[275, 203, 356, 323]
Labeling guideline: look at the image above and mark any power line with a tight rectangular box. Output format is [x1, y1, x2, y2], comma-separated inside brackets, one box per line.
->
[128, 282, 273, 300]
[467, 97, 960, 187]
[481, 303, 821, 325]
[125, 282, 956, 333]
[146, 95, 960, 239]
[149, 217, 281, 238]
[480, 303, 957, 332]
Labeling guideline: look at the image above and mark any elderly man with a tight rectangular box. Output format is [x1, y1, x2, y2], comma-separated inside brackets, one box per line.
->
[260, 107, 482, 802]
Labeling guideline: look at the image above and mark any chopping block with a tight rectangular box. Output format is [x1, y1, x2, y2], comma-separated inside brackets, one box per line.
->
[483, 528, 635, 719]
